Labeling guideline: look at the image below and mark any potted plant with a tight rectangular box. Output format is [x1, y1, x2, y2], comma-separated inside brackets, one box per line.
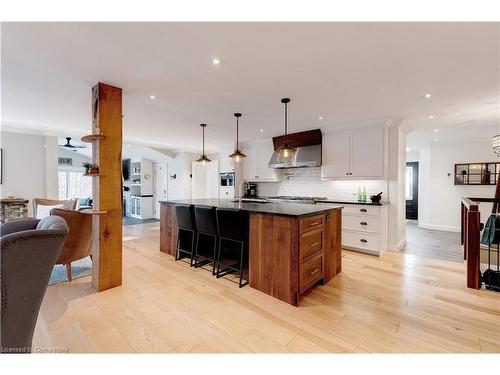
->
[82, 162, 92, 175]
[88, 163, 99, 175]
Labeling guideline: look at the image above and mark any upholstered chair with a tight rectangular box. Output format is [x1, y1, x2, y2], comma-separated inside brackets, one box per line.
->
[32, 198, 78, 219]
[50, 208, 93, 281]
[0, 216, 69, 353]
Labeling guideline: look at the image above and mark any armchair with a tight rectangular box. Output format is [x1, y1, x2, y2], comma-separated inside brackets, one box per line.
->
[0, 216, 69, 353]
[50, 208, 93, 281]
[32, 198, 78, 219]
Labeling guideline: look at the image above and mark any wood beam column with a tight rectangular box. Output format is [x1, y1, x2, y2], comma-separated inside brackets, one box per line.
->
[89, 82, 123, 292]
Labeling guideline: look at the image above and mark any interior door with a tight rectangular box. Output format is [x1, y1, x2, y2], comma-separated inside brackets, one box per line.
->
[154, 163, 167, 219]
[405, 162, 419, 220]
[192, 162, 206, 199]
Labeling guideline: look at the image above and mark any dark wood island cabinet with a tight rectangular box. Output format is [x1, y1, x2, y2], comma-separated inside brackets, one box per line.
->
[159, 199, 343, 306]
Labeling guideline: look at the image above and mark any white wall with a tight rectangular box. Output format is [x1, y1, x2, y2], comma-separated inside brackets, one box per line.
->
[387, 124, 407, 250]
[256, 167, 388, 201]
[0, 131, 58, 215]
[58, 147, 92, 172]
[417, 139, 497, 232]
[166, 152, 199, 200]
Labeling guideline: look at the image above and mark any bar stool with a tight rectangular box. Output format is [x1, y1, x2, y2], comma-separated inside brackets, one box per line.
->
[215, 208, 249, 288]
[174, 204, 197, 266]
[193, 205, 218, 273]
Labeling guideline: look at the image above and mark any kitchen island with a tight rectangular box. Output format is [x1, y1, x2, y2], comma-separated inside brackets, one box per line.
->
[159, 199, 343, 306]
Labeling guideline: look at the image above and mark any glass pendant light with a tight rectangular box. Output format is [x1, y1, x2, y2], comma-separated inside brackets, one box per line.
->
[229, 112, 246, 163]
[196, 123, 211, 165]
[276, 98, 296, 163]
[492, 134, 500, 156]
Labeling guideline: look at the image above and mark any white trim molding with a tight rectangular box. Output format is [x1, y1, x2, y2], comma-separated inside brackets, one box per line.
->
[418, 222, 461, 233]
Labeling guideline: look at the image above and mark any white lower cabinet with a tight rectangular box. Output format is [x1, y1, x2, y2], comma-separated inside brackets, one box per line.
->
[130, 196, 154, 219]
[341, 204, 387, 256]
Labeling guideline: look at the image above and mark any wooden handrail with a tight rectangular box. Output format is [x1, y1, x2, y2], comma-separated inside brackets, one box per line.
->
[461, 197, 482, 289]
[461, 197, 479, 211]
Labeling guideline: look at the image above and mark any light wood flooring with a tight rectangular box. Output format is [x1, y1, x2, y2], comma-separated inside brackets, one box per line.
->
[402, 221, 463, 263]
[32, 222, 500, 353]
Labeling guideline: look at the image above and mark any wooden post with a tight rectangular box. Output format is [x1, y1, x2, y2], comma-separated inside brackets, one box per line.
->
[466, 210, 480, 289]
[90, 82, 123, 291]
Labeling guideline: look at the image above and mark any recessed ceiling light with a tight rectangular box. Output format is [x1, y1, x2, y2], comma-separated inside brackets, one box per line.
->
[429, 115, 434, 119]
[433, 128, 439, 132]
[434, 138, 438, 142]
[259, 129, 264, 133]
[149, 95, 156, 100]
[212, 58, 220, 65]
[423, 93, 432, 99]
[406, 147, 410, 152]
[318, 116, 323, 120]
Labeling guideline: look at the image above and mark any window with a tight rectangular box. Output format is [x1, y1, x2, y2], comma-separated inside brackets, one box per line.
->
[405, 166, 413, 200]
[58, 171, 92, 199]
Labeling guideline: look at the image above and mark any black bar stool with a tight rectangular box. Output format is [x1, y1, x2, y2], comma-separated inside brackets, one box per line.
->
[215, 208, 249, 288]
[174, 204, 197, 266]
[193, 205, 218, 273]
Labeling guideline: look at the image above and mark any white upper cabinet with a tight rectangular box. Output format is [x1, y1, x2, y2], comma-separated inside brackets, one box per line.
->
[349, 125, 384, 178]
[321, 130, 351, 178]
[321, 125, 384, 180]
[241, 138, 278, 182]
[218, 146, 235, 173]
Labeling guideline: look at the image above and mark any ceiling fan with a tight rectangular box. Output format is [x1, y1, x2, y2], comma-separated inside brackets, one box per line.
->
[58, 137, 87, 151]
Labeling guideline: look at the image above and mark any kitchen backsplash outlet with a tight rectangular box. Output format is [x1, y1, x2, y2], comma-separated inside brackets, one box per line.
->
[256, 167, 388, 201]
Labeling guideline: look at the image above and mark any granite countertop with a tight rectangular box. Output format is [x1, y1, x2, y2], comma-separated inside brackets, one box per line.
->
[316, 199, 388, 206]
[160, 198, 343, 218]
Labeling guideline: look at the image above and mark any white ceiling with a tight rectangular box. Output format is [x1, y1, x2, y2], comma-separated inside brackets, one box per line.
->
[2, 22, 499, 153]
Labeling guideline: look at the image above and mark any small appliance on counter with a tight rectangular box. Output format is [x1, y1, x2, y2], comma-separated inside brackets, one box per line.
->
[244, 183, 258, 198]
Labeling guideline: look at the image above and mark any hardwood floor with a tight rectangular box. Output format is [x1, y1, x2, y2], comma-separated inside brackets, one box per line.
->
[32, 222, 500, 353]
[401, 220, 463, 263]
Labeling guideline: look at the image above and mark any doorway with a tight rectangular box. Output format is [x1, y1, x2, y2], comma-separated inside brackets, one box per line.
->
[406, 161, 419, 220]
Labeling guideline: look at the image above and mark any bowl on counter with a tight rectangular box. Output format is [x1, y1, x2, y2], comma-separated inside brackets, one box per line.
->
[370, 195, 382, 203]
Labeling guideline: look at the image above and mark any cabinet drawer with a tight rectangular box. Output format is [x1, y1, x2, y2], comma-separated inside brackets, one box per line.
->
[342, 214, 380, 233]
[299, 214, 324, 233]
[342, 205, 380, 216]
[299, 228, 323, 261]
[342, 230, 380, 253]
[300, 254, 323, 289]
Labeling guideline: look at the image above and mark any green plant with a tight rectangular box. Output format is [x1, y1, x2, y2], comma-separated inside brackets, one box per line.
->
[82, 162, 92, 173]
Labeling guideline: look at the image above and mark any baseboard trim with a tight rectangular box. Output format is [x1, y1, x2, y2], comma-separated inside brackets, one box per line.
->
[418, 222, 461, 233]
[389, 235, 406, 251]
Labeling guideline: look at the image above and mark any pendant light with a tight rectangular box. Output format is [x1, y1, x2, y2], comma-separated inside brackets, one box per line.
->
[492, 134, 500, 156]
[276, 97, 296, 163]
[229, 113, 246, 163]
[196, 123, 211, 165]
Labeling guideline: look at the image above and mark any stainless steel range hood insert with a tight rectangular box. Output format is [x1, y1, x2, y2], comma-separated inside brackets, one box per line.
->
[268, 129, 322, 169]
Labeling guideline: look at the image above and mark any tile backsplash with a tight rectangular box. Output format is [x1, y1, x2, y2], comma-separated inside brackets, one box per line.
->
[256, 167, 388, 201]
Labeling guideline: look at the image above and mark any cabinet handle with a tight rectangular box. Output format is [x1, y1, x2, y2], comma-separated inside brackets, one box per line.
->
[311, 242, 320, 247]
[360, 239, 368, 243]
[309, 221, 320, 226]
[255, 176, 259, 179]
[310, 268, 320, 276]
[360, 208, 367, 212]
[360, 221, 367, 226]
